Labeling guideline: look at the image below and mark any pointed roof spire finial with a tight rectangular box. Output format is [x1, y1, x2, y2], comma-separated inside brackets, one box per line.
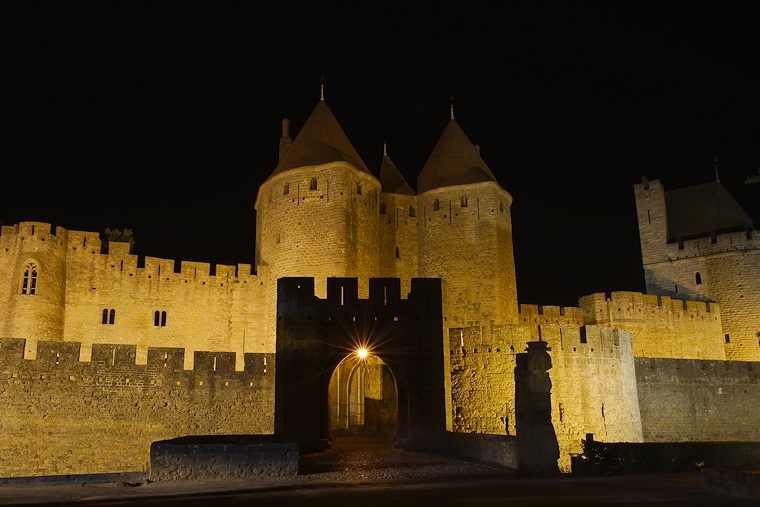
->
[450, 92, 455, 120]
[714, 158, 720, 183]
[320, 71, 325, 101]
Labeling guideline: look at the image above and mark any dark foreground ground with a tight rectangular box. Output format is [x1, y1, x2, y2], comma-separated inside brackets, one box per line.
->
[0, 434, 756, 506]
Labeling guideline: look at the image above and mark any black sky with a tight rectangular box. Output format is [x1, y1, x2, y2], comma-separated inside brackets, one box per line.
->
[3, 2, 758, 307]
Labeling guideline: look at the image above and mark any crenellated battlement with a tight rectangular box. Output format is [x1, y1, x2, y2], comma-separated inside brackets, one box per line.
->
[518, 304, 584, 326]
[0, 338, 274, 379]
[579, 291, 725, 359]
[667, 227, 759, 260]
[0, 222, 69, 251]
[579, 291, 720, 324]
[1, 222, 257, 283]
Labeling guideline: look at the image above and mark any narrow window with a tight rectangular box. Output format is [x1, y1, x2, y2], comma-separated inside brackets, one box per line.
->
[310, 177, 317, 190]
[109, 309, 115, 325]
[161, 311, 167, 326]
[499, 201, 504, 212]
[357, 183, 362, 195]
[409, 206, 416, 217]
[283, 182, 289, 195]
[461, 195, 468, 207]
[725, 334, 730, 344]
[395, 246, 400, 258]
[380, 202, 386, 214]
[102, 309, 109, 324]
[20, 262, 38, 295]
[154, 311, 160, 327]
[433, 199, 440, 211]
[580, 327, 588, 344]
[695, 272, 702, 284]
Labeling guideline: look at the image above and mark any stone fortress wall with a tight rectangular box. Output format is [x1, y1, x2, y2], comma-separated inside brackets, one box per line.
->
[635, 356, 760, 443]
[580, 291, 726, 360]
[0, 338, 274, 477]
[449, 314, 643, 471]
[0, 222, 268, 371]
[1, 95, 758, 477]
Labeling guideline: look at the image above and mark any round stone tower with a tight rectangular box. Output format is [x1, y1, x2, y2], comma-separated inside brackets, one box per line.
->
[0, 222, 68, 357]
[254, 98, 381, 347]
[416, 116, 519, 328]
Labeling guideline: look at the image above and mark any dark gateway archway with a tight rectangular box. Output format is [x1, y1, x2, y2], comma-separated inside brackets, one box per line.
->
[274, 277, 449, 453]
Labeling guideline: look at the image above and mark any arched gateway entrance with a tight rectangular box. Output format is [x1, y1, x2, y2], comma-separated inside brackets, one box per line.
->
[329, 353, 398, 437]
[274, 277, 449, 453]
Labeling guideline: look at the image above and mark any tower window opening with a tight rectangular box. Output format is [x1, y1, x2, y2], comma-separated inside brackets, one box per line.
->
[310, 177, 317, 190]
[725, 334, 730, 344]
[395, 246, 400, 258]
[433, 199, 440, 211]
[357, 183, 362, 195]
[409, 206, 416, 217]
[283, 182, 289, 195]
[499, 201, 504, 212]
[695, 272, 702, 284]
[461, 195, 468, 207]
[580, 327, 587, 344]
[154, 311, 167, 327]
[109, 309, 115, 325]
[20, 262, 38, 295]
[102, 309, 109, 324]
[380, 202, 386, 214]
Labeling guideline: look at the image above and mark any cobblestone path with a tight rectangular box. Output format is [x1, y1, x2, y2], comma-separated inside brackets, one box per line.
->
[297, 432, 516, 481]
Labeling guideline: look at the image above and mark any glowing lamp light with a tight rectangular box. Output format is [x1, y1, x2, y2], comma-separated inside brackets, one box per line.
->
[357, 348, 368, 359]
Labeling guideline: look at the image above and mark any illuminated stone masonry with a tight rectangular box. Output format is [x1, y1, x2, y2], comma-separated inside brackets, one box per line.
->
[1, 95, 758, 477]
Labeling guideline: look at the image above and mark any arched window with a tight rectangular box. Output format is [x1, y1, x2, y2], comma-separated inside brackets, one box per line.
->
[154, 311, 166, 327]
[461, 195, 468, 207]
[695, 272, 702, 285]
[102, 309, 116, 325]
[20, 262, 38, 295]
[310, 177, 318, 190]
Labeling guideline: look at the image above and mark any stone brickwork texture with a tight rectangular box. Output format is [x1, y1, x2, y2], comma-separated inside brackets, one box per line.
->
[0, 338, 274, 477]
[1, 94, 757, 479]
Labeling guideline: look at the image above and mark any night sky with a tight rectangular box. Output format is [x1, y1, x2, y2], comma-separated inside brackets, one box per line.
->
[3, 2, 758, 307]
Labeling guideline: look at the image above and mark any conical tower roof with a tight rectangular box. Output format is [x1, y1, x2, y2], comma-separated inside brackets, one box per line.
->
[417, 119, 500, 194]
[665, 181, 756, 241]
[266, 100, 370, 181]
[378, 150, 415, 195]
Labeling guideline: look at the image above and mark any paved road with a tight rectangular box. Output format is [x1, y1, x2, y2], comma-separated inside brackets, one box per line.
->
[0, 434, 755, 506]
